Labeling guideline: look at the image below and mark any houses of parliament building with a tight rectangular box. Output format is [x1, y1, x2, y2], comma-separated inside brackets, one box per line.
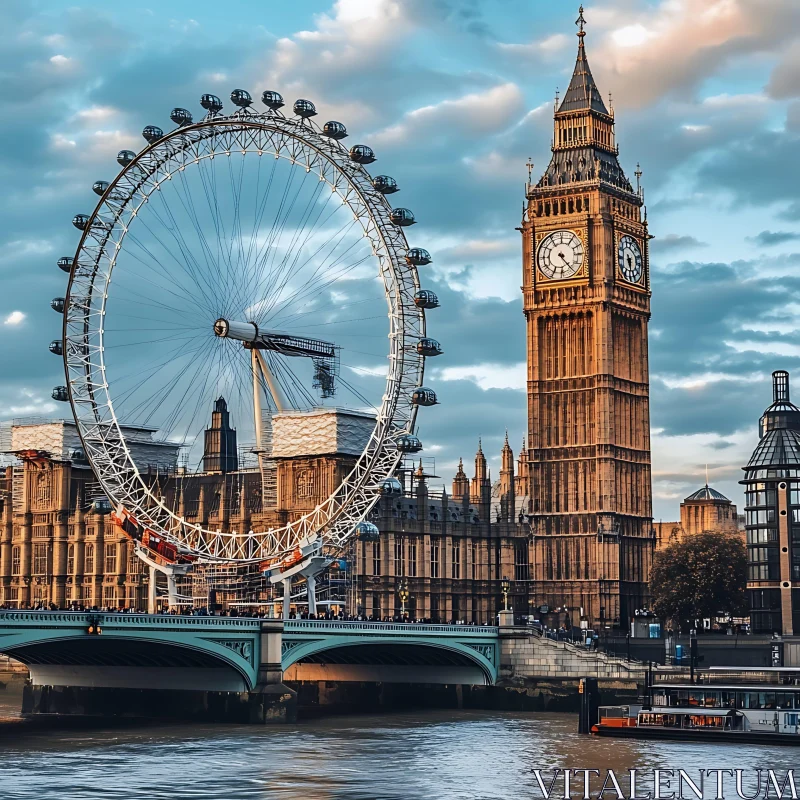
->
[0, 18, 659, 629]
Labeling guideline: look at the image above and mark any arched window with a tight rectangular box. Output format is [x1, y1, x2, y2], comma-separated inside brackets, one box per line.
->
[85, 543, 95, 574]
[67, 544, 75, 575]
[11, 546, 20, 576]
[296, 470, 314, 499]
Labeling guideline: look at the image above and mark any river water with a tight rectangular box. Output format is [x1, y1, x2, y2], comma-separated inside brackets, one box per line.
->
[0, 685, 796, 800]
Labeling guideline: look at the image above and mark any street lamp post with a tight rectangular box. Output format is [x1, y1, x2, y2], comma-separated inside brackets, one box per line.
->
[397, 578, 409, 620]
[501, 576, 510, 612]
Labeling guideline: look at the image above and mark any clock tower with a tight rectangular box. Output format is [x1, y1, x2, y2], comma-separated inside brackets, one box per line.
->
[522, 8, 654, 627]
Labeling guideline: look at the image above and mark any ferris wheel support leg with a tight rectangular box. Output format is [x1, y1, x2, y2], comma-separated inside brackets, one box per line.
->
[306, 574, 317, 616]
[147, 566, 157, 614]
[167, 574, 178, 610]
[254, 349, 286, 414]
[252, 349, 264, 452]
[282, 578, 292, 620]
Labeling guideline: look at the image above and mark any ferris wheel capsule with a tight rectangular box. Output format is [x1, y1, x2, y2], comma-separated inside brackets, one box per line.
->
[72, 214, 90, 230]
[200, 93, 223, 113]
[397, 433, 423, 453]
[261, 90, 284, 110]
[52, 386, 69, 402]
[92, 497, 113, 515]
[49, 340, 63, 356]
[417, 338, 442, 357]
[380, 477, 403, 497]
[355, 521, 380, 541]
[372, 175, 398, 194]
[406, 248, 431, 266]
[117, 150, 135, 167]
[142, 125, 163, 143]
[170, 107, 193, 126]
[57, 256, 74, 273]
[230, 89, 253, 108]
[323, 121, 348, 140]
[51, 297, 66, 313]
[414, 289, 439, 309]
[390, 208, 415, 226]
[293, 98, 317, 118]
[411, 387, 437, 406]
[349, 144, 375, 164]
[92, 181, 109, 196]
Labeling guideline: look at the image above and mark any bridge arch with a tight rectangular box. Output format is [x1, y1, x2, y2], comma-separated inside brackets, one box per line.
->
[282, 635, 497, 685]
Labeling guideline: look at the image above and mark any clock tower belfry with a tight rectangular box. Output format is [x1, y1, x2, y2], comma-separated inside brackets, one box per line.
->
[521, 8, 654, 627]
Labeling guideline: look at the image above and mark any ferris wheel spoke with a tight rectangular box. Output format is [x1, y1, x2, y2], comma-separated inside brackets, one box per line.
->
[256, 214, 363, 324]
[110, 337, 212, 413]
[243, 161, 307, 313]
[123, 223, 219, 318]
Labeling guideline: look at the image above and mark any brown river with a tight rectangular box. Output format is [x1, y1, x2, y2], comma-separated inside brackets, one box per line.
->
[0, 684, 796, 799]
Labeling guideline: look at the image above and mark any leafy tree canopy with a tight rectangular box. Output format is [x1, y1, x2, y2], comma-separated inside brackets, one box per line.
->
[650, 530, 748, 624]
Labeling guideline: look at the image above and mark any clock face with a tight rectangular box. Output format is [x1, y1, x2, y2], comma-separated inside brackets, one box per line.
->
[618, 235, 643, 283]
[537, 230, 584, 280]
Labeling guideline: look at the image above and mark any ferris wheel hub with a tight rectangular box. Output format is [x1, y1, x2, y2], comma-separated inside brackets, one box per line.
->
[213, 317, 258, 342]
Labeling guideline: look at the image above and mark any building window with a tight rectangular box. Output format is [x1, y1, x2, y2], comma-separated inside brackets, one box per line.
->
[105, 543, 117, 574]
[11, 546, 20, 576]
[372, 542, 381, 576]
[296, 470, 314, 499]
[408, 540, 417, 577]
[85, 544, 95, 574]
[471, 542, 478, 580]
[451, 541, 461, 579]
[515, 542, 530, 581]
[35, 473, 51, 509]
[430, 594, 440, 622]
[372, 593, 381, 618]
[103, 586, 114, 607]
[430, 539, 440, 579]
[746, 509, 775, 526]
[33, 544, 48, 576]
[67, 545, 75, 575]
[394, 536, 405, 576]
[127, 549, 140, 575]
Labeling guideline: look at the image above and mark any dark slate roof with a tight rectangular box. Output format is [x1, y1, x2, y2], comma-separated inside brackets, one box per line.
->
[558, 41, 609, 115]
[685, 485, 730, 502]
[746, 428, 800, 469]
[536, 146, 635, 195]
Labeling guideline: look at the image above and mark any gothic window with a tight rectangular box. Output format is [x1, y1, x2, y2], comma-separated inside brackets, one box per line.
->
[33, 544, 48, 576]
[451, 541, 461, 579]
[471, 542, 478, 580]
[11, 546, 20, 576]
[67, 544, 75, 575]
[296, 470, 314, 499]
[103, 586, 114, 607]
[394, 536, 405, 575]
[372, 541, 381, 576]
[104, 542, 116, 574]
[35, 472, 51, 509]
[85, 543, 95, 574]
[408, 540, 417, 577]
[430, 538, 440, 579]
[514, 542, 530, 581]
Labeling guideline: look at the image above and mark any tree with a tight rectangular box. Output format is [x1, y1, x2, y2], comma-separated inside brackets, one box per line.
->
[650, 530, 748, 626]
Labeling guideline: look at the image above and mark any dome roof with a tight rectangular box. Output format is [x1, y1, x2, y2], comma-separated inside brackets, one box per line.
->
[746, 427, 800, 469]
[685, 485, 730, 502]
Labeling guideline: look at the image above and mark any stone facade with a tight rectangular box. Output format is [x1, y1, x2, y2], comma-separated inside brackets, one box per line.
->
[655, 485, 742, 550]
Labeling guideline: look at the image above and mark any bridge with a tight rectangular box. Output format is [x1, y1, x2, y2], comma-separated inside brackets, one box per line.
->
[0, 611, 500, 722]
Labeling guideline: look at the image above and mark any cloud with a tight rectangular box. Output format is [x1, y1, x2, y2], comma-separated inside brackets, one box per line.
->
[749, 230, 800, 247]
[3, 311, 25, 326]
[651, 234, 708, 253]
[436, 362, 526, 392]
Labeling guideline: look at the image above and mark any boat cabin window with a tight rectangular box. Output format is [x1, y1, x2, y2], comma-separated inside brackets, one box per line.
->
[656, 687, 798, 710]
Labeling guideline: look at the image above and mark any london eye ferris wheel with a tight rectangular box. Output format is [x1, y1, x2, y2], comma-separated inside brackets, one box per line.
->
[49, 89, 442, 573]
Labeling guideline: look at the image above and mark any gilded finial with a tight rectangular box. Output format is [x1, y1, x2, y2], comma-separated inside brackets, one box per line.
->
[576, 5, 586, 39]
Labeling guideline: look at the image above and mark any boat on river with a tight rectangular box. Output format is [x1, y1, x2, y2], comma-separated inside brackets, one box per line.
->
[592, 668, 800, 745]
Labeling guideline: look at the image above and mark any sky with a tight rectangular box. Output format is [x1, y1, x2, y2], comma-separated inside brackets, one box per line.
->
[2, 0, 800, 521]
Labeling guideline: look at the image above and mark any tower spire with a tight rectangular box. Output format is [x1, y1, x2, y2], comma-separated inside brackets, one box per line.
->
[557, 5, 608, 115]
